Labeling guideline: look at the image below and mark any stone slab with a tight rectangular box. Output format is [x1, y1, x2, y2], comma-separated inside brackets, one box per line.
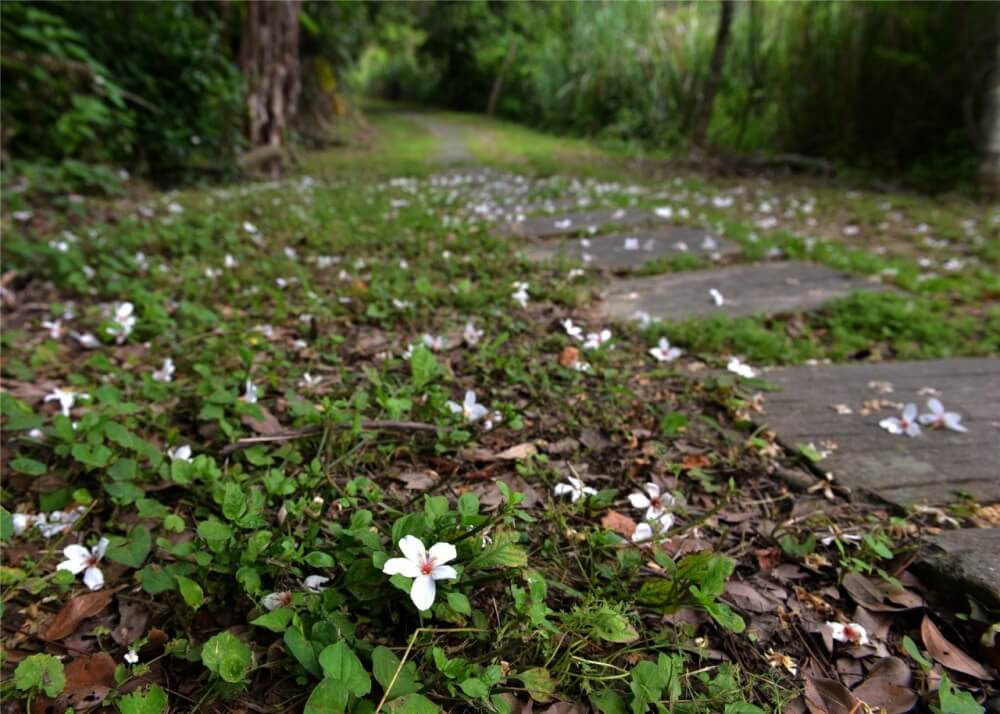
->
[510, 207, 661, 240]
[759, 358, 1000, 505]
[600, 261, 887, 321]
[916, 528, 1000, 609]
[524, 227, 739, 270]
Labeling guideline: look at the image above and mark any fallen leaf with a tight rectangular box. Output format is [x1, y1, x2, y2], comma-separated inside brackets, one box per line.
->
[45, 590, 114, 641]
[600, 510, 637, 539]
[495, 442, 537, 460]
[558, 346, 580, 367]
[59, 652, 116, 711]
[754, 547, 782, 572]
[241, 405, 283, 435]
[111, 597, 149, 646]
[864, 657, 912, 688]
[851, 677, 917, 714]
[842, 572, 905, 612]
[391, 470, 438, 491]
[921, 615, 994, 680]
[681, 453, 710, 470]
[803, 677, 859, 714]
[724, 581, 783, 614]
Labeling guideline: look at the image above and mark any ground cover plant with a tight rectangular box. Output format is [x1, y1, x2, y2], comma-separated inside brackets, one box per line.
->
[2, 112, 998, 713]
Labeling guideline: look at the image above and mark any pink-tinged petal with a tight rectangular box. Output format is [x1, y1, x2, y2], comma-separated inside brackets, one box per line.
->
[631, 523, 653, 543]
[431, 564, 457, 581]
[879, 418, 901, 434]
[410, 574, 436, 611]
[927, 398, 943, 415]
[553, 483, 574, 497]
[83, 565, 104, 590]
[463, 391, 477, 409]
[57, 557, 87, 574]
[628, 492, 651, 509]
[383, 557, 421, 578]
[446, 401, 462, 414]
[643, 482, 660, 499]
[902, 403, 917, 421]
[94, 537, 109, 560]
[657, 512, 676, 531]
[398, 535, 427, 565]
[61, 544, 91, 570]
[905, 422, 922, 437]
[944, 413, 967, 432]
[428, 542, 457, 566]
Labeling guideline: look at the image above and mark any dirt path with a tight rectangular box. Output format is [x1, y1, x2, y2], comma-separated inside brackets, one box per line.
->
[402, 112, 473, 163]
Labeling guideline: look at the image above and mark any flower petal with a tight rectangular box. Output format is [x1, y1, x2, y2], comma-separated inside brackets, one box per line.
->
[644, 482, 660, 499]
[944, 413, 967, 432]
[631, 523, 653, 543]
[83, 565, 104, 591]
[383, 557, 421, 578]
[431, 564, 457, 581]
[398, 535, 427, 565]
[902, 403, 917, 421]
[628, 492, 651, 509]
[428, 542, 457, 566]
[553, 483, 573, 497]
[94, 537, 109, 560]
[927, 398, 943, 415]
[61, 544, 91, 570]
[410, 574, 436, 611]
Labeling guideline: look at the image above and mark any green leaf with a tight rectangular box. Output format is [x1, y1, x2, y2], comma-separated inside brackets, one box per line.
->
[372, 645, 421, 699]
[458, 677, 489, 699]
[304, 678, 350, 714]
[470, 531, 527, 569]
[222, 482, 246, 522]
[201, 631, 253, 684]
[304, 551, 335, 568]
[446, 592, 471, 616]
[10, 457, 46, 475]
[107, 525, 151, 568]
[175, 575, 204, 610]
[140, 564, 175, 595]
[698, 597, 745, 633]
[197, 518, 232, 543]
[72, 443, 113, 468]
[108, 458, 137, 481]
[902, 635, 932, 670]
[15, 653, 66, 697]
[590, 606, 640, 643]
[251, 607, 294, 633]
[516, 667, 555, 703]
[385, 693, 441, 714]
[590, 689, 627, 714]
[284, 626, 322, 678]
[0, 507, 14, 542]
[938, 673, 984, 714]
[116, 683, 170, 714]
[409, 345, 441, 389]
[318, 641, 371, 697]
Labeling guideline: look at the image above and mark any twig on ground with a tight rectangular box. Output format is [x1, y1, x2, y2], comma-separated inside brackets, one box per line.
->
[221, 419, 443, 455]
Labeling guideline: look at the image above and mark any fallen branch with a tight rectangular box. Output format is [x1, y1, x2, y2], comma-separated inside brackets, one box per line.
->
[220, 419, 443, 455]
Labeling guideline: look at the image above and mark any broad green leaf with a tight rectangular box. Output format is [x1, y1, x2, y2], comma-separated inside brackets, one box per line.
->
[140, 564, 175, 594]
[10, 457, 46, 475]
[284, 626, 322, 678]
[590, 606, 640, 643]
[14, 653, 66, 697]
[372, 645, 421, 699]
[222, 482, 246, 522]
[107, 525, 151, 568]
[938, 673, 984, 714]
[304, 678, 350, 714]
[197, 519, 232, 543]
[385, 693, 441, 714]
[251, 607, 294, 633]
[318, 641, 371, 697]
[458, 677, 489, 699]
[201, 631, 253, 684]
[446, 592, 471, 616]
[116, 683, 169, 714]
[409, 345, 441, 389]
[517, 667, 555, 703]
[175, 575, 204, 610]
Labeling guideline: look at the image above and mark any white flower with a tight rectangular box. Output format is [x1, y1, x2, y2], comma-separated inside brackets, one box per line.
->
[631, 513, 675, 543]
[243, 380, 259, 404]
[124, 650, 139, 665]
[167, 202, 184, 215]
[654, 206, 673, 219]
[41, 319, 64, 340]
[70, 331, 100, 349]
[628, 482, 675, 521]
[562, 319, 583, 341]
[726, 357, 757, 379]
[819, 529, 863, 547]
[462, 321, 484, 347]
[13, 210, 33, 222]
[708, 288, 725, 307]
[167, 445, 193, 462]
[446, 390, 489, 423]
[152, 358, 175, 383]
[106, 302, 136, 343]
[512, 281, 529, 308]
[583, 329, 612, 351]
[382, 536, 458, 611]
[554, 219, 572, 230]
[918, 398, 967, 433]
[35, 507, 85, 539]
[224, 254, 238, 269]
[304, 575, 331, 593]
[649, 338, 682, 363]
[262, 591, 293, 611]
[12, 513, 35, 535]
[632, 311, 654, 328]
[553, 476, 597, 503]
[243, 221, 258, 234]
[44, 387, 85, 417]
[58, 537, 109, 590]
[421, 334, 446, 351]
[826, 622, 870, 646]
[298, 372, 322, 390]
[623, 237, 640, 251]
[879, 403, 921, 437]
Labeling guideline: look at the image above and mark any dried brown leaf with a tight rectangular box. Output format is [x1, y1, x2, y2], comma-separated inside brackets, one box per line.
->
[851, 677, 917, 714]
[921, 615, 994, 680]
[241, 405, 283, 435]
[803, 677, 859, 714]
[45, 590, 114, 641]
[600, 510, 637, 539]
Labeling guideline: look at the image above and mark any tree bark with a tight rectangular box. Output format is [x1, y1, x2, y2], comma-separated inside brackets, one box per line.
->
[240, 0, 302, 175]
[693, 0, 735, 148]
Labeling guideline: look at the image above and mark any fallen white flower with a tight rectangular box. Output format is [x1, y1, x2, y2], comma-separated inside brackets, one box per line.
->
[879, 403, 921, 437]
[58, 537, 109, 591]
[553, 476, 597, 503]
[918, 398, 967, 433]
[446, 390, 489, 423]
[826, 622, 870, 646]
[649, 338, 682, 363]
[382, 535, 458, 611]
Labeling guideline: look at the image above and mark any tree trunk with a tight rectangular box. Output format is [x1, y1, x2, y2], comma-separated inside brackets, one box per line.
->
[980, 30, 1000, 199]
[240, 0, 301, 176]
[693, 0, 735, 147]
[486, 38, 520, 116]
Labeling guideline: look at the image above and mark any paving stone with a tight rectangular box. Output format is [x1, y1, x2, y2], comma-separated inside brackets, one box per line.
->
[600, 261, 887, 321]
[510, 207, 661, 240]
[524, 227, 739, 270]
[916, 528, 1000, 608]
[758, 358, 1000, 505]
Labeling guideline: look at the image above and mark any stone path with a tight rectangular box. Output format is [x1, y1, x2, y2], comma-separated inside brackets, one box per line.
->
[599, 261, 888, 320]
[403, 113, 474, 163]
[524, 227, 738, 271]
[758, 358, 1000, 506]
[916, 528, 1000, 608]
[510, 207, 662, 240]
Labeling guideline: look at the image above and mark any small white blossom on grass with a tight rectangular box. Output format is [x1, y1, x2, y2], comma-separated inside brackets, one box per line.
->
[649, 338, 682, 363]
[58, 537, 109, 591]
[462, 321, 484, 347]
[124, 650, 139, 665]
[654, 206, 673, 219]
[554, 476, 597, 503]
[511, 281, 530, 308]
[826, 622, 870, 646]
[726, 357, 758, 379]
[106, 302, 136, 343]
[708, 288, 725, 306]
[70, 331, 101, 349]
[298, 372, 322, 390]
[167, 445, 193, 462]
[12, 513, 34, 536]
[421, 334, 446, 351]
[562, 319, 583, 341]
[447, 390, 489, 423]
[224, 254, 238, 269]
[879, 403, 921, 437]
[628, 482, 675, 521]
[918, 398, 967, 433]
[631, 513, 675, 543]
[583, 329, 612, 351]
[382, 536, 458, 611]
[631, 311, 654, 328]
[304, 575, 331, 593]
[243, 380, 259, 404]
[152, 358, 175, 383]
[44, 387, 86, 417]
[41, 319, 65, 340]
[243, 221, 258, 234]
[21, 507, 86, 539]
[819, 528, 863, 547]
[262, 591, 293, 611]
